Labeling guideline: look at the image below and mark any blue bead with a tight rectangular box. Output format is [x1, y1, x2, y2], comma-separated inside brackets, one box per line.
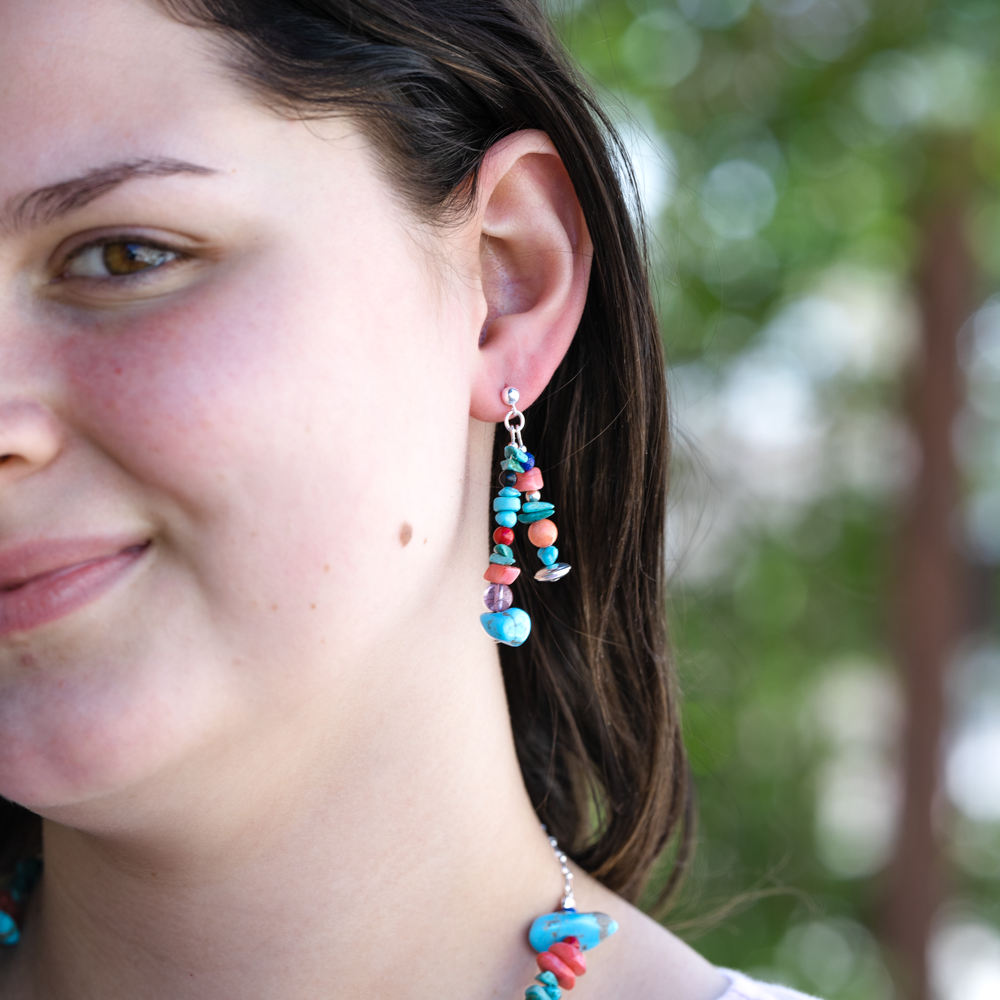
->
[525, 988, 549, 1000]
[521, 452, 536, 471]
[493, 544, 513, 559]
[480, 607, 532, 646]
[499, 487, 522, 497]
[495, 511, 517, 528]
[499, 470, 518, 488]
[518, 510, 553, 524]
[528, 911, 619, 953]
[493, 497, 521, 512]
[521, 502, 554, 514]
[489, 554, 515, 565]
[537, 546, 558, 566]
[0, 911, 18, 947]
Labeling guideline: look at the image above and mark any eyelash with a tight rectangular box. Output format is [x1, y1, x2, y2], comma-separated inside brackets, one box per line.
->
[56, 236, 188, 283]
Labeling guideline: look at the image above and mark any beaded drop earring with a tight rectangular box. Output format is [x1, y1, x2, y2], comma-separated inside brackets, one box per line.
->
[480, 387, 571, 647]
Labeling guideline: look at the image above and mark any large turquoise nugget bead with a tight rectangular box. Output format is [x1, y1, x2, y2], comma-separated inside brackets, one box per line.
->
[498, 486, 521, 497]
[501, 458, 525, 473]
[493, 496, 521, 512]
[495, 510, 517, 528]
[528, 911, 619, 953]
[525, 988, 549, 1000]
[480, 607, 531, 646]
[493, 544, 513, 560]
[489, 553, 515, 565]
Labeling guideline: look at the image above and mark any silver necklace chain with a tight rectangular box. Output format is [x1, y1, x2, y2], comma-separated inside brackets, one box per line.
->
[543, 827, 576, 911]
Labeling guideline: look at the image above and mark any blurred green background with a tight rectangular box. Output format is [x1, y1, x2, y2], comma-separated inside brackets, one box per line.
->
[546, 1, 1000, 998]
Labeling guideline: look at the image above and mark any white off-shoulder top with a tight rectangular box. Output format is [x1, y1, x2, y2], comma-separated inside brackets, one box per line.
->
[717, 969, 821, 1000]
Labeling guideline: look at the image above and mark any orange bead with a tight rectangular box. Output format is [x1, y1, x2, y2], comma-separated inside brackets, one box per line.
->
[527, 519, 558, 547]
[537, 952, 576, 990]
[550, 941, 586, 976]
[516, 468, 544, 492]
[484, 563, 521, 585]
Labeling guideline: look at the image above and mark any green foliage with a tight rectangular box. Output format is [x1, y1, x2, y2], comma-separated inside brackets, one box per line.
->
[548, 0, 1000, 993]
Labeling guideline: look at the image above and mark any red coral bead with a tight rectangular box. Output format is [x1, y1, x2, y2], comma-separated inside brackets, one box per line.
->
[550, 941, 586, 975]
[537, 951, 576, 990]
[483, 564, 520, 585]
[493, 526, 515, 546]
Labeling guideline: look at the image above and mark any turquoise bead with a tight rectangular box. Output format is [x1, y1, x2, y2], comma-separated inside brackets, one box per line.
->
[525, 988, 548, 1000]
[505, 445, 531, 464]
[528, 910, 619, 953]
[537, 546, 558, 566]
[501, 458, 525, 474]
[522, 502, 554, 513]
[489, 553, 515, 565]
[499, 487, 522, 497]
[493, 544, 513, 559]
[495, 511, 517, 528]
[518, 509, 553, 524]
[493, 496, 521, 512]
[480, 607, 531, 646]
[0, 911, 18, 947]
[536, 972, 562, 999]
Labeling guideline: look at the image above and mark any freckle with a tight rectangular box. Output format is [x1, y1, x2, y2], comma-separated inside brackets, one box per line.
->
[310, 604, 316, 610]
[399, 522, 413, 547]
[18, 653, 37, 669]
[114, 368, 123, 375]
[271, 604, 278, 611]
[423, 538, 428, 545]
[324, 565, 330, 572]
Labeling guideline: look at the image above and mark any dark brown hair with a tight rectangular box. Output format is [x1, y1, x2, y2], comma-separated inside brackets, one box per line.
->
[1, 0, 689, 906]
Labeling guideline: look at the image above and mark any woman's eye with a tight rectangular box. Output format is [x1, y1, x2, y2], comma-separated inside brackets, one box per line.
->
[63, 241, 180, 279]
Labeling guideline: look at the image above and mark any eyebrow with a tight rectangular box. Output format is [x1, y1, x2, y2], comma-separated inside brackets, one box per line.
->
[1, 158, 217, 236]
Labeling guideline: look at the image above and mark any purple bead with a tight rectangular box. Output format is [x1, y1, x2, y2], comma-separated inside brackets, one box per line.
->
[483, 583, 513, 612]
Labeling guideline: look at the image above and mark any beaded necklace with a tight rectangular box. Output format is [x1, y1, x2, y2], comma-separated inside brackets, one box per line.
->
[0, 833, 616, 998]
[526, 831, 618, 998]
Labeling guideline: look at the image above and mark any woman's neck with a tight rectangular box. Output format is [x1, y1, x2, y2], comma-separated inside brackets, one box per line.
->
[5, 608, 569, 1000]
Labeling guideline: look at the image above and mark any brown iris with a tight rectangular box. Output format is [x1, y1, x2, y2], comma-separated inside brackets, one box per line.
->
[101, 242, 174, 275]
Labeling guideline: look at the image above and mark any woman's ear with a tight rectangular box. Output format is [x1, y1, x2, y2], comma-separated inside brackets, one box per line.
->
[468, 130, 593, 422]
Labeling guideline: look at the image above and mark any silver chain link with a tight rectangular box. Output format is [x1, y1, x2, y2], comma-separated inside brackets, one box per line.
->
[542, 826, 576, 911]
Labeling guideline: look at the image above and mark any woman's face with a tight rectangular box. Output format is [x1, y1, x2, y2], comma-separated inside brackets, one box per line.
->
[0, 0, 489, 816]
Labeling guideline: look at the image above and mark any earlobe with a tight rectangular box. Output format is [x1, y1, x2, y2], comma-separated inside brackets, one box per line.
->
[469, 131, 592, 423]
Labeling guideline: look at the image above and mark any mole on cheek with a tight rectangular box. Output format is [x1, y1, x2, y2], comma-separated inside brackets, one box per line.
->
[399, 523, 413, 547]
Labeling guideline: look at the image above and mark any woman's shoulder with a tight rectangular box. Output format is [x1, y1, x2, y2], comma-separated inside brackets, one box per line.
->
[714, 968, 821, 1000]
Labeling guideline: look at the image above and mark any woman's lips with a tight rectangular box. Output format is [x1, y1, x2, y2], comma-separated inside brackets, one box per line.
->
[0, 539, 150, 638]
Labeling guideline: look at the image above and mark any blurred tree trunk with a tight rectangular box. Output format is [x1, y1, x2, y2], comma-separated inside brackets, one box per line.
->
[883, 152, 972, 1000]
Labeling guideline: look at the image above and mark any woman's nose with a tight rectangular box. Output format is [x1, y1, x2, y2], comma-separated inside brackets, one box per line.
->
[0, 399, 63, 486]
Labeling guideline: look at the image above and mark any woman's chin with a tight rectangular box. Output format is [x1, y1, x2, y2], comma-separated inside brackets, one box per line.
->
[0, 658, 234, 820]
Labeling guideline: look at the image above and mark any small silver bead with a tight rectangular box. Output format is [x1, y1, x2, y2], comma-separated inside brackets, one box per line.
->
[502, 387, 520, 406]
[527, 491, 541, 502]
